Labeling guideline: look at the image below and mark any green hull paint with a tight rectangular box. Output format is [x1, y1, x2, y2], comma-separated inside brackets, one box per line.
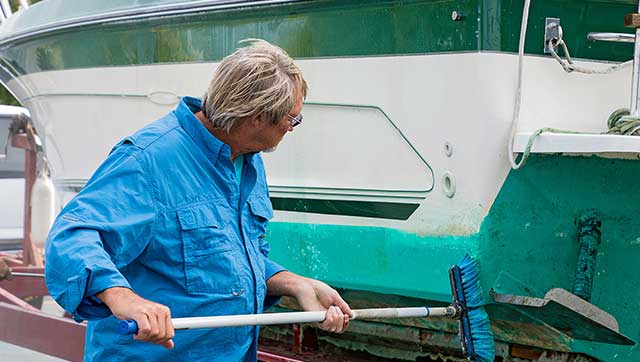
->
[0, 0, 635, 76]
[481, 0, 636, 62]
[267, 155, 640, 360]
[480, 155, 640, 361]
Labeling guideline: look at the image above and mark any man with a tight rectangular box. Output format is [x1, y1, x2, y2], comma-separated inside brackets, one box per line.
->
[45, 39, 352, 361]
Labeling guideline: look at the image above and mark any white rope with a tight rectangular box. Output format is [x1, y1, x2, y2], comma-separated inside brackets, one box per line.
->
[507, 0, 532, 170]
[549, 38, 632, 75]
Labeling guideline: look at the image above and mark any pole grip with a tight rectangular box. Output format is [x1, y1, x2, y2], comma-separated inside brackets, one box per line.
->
[118, 320, 139, 335]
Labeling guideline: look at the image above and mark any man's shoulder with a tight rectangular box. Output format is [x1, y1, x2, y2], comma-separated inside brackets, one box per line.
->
[126, 112, 182, 151]
[110, 110, 192, 159]
[108, 111, 193, 174]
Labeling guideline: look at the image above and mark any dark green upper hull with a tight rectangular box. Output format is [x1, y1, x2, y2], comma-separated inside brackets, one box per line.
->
[0, 0, 636, 78]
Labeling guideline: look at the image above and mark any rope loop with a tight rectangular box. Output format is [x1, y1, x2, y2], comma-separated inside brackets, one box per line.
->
[548, 34, 632, 75]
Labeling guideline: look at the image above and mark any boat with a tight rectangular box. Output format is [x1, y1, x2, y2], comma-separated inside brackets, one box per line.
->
[0, 105, 27, 250]
[0, 1, 639, 361]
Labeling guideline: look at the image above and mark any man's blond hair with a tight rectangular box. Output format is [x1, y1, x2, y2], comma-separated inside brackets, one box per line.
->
[202, 39, 308, 132]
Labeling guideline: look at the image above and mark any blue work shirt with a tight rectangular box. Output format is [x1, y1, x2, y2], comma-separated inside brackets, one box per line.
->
[45, 96, 286, 361]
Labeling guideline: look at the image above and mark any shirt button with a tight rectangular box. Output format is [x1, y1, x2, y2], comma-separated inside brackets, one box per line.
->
[232, 288, 245, 297]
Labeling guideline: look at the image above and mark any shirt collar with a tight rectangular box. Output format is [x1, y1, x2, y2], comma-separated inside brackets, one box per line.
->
[175, 96, 225, 162]
[175, 96, 262, 169]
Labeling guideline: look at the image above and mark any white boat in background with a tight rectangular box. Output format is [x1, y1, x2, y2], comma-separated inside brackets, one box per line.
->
[1, 1, 640, 361]
[0, 105, 27, 246]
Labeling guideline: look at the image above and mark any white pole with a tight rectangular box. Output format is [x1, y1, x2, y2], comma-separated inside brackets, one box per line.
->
[18, 0, 29, 10]
[170, 307, 456, 330]
[173, 311, 327, 330]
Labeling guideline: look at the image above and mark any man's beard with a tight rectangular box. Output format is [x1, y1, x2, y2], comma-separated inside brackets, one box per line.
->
[263, 146, 277, 153]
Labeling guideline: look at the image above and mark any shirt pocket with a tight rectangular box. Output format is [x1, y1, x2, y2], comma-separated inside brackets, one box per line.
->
[247, 196, 273, 254]
[178, 201, 243, 295]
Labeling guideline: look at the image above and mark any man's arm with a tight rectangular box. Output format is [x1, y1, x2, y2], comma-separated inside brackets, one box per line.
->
[266, 271, 352, 333]
[45, 144, 174, 348]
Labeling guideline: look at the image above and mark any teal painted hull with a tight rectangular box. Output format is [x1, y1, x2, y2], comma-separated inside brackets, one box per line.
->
[268, 155, 640, 360]
[484, 155, 640, 361]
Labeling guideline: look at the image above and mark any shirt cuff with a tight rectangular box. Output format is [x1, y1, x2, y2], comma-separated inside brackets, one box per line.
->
[67, 263, 131, 322]
[264, 258, 285, 281]
[75, 295, 111, 321]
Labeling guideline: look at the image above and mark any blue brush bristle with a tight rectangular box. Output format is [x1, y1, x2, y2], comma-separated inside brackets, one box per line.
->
[457, 254, 495, 362]
[458, 254, 483, 307]
[467, 307, 495, 362]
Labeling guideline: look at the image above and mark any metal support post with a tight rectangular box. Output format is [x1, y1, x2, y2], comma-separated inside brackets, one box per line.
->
[0, 287, 40, 311]
[11, 133, 41, 267]
[0, 268, 48, 298]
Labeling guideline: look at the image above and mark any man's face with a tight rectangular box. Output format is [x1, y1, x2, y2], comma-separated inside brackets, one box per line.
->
[257, 93, 303, 152]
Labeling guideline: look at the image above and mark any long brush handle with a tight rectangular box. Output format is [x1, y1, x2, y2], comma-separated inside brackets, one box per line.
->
[118, 306, 457, 335]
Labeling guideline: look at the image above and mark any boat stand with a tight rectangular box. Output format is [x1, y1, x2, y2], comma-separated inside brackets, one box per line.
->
[0, 124, 86, 360]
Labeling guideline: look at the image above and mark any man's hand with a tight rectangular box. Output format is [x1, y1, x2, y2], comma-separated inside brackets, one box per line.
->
[295, 278, 352, 333]
[97, 287, 175, 349]
[267, 272, 353, 333]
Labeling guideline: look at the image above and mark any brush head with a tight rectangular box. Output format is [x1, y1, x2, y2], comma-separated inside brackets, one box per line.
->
[450, 254, 495, 362]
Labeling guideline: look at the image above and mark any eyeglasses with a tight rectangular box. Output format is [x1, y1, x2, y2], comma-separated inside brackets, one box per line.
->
[286, 113, 303, 128]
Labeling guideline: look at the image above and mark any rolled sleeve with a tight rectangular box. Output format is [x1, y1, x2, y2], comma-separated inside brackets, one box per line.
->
[60, 262, 131, 321]
[261, 238, 286, 310]
[264, 258, 285, 281]
[45, 143, 156, 321]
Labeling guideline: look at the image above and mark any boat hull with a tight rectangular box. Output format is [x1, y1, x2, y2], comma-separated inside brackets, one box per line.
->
[0, 1, 638, 360]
